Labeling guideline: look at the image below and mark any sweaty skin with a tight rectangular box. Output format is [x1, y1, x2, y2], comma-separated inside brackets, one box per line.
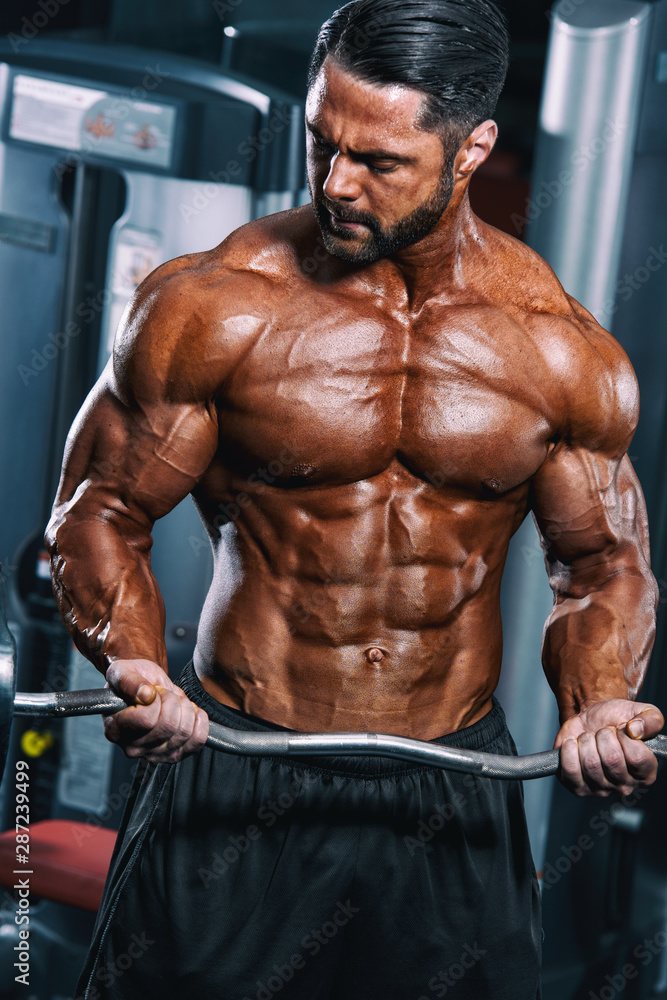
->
[46, 59, 660, 795]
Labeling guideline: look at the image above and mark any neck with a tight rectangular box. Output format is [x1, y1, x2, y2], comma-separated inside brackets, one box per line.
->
[388, 189, 482, 313]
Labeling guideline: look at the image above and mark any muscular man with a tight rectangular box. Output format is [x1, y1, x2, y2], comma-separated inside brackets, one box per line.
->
[46, 1, 661, 998]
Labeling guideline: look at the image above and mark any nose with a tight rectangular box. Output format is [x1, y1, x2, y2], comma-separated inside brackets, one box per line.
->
[323, 152, 362, 203]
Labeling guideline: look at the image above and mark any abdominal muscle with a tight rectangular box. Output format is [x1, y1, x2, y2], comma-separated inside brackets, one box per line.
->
[192, 470, 517, 740]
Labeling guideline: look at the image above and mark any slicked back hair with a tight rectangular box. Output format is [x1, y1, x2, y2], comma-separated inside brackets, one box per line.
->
[308, 0, 510, 146]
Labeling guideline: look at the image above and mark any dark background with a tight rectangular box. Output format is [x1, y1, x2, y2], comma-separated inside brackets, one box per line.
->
[0, 0, 553, 237]
[2, 5, 666, 999]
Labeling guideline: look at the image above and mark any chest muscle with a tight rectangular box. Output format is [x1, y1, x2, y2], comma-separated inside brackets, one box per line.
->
[218, 301, 554, 495]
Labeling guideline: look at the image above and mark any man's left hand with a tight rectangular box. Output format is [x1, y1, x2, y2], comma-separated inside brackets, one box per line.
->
[555, 699, 664, 797]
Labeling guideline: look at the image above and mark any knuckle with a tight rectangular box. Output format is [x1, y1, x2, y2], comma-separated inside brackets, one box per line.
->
[602, 752, 624, 771]
[634, 761, 657, 781]
[129, 702, 158, 725]
[160, 717, 179, 738]
[164, 693, 186, 722]
[624, 743, 645, 764]
[582, 758, 604, 779]
[177, 702, 195, 731]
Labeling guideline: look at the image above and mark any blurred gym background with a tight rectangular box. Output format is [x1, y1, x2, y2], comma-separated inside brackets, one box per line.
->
[0, 0, 665, 997]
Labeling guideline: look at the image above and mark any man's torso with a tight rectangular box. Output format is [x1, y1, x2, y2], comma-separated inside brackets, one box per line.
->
[178, 208, 594, 737]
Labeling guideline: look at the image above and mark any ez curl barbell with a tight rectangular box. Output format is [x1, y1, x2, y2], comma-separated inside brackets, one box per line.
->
[3, 658, 667, 783]
[2, 587, 666, 783]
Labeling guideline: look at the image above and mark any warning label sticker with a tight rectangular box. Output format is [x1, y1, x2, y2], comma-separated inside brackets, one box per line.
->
[10, 74, 178, 169]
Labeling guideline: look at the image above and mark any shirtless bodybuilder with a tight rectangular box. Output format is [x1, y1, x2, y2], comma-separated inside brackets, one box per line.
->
[46, 2, 661, 998]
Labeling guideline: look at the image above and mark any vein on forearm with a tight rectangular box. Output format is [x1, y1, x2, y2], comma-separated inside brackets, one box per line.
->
[541, 538, 657, 719]
[47, 484, 167, 671]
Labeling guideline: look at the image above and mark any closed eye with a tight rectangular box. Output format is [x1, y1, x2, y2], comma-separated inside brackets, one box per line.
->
[367, 161, 398, 174]
[309, 131, 336, 154]
[307, 125, 404, 173]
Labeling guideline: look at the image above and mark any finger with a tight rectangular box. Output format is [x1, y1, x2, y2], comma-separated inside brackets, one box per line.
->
[624, 706, 665, 740]
[149, 692, 198, 753]
[595, 727, 634, 795]
[554, 727, 576, 750]
[143, 706, 209, 763]
[112, 689, 207, 763]
[102, 695, 163, 745]
[558, 737, 589, 795]
[102, 682, 175, 746]
[179, 706, 210, 756]
[124, 688, 191, 751]
[617, 729, 659, 785]
[134, 700, 208, 763]
[577, 731, 613, 797]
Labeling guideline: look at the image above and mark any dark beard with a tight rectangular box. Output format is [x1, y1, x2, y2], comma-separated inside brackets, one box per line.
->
[313, 164, 455, 266]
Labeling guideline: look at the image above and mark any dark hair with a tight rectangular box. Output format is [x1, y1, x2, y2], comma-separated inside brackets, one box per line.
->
[308, 0, 509, 143]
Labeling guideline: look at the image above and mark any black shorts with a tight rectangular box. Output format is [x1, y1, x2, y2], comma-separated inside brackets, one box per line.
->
[76, 663, 542, 1000]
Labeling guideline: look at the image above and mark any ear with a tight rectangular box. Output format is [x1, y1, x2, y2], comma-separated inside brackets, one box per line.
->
[456, 120, 498, 177]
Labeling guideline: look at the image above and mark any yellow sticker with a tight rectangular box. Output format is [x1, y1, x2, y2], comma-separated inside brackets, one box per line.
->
[20, 730, 55, 758]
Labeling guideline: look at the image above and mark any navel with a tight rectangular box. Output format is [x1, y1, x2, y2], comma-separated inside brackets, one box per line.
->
[291, 463, 317, 479]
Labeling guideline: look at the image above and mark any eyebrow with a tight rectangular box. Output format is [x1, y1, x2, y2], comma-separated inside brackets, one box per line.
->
[305, 121, 415, 164]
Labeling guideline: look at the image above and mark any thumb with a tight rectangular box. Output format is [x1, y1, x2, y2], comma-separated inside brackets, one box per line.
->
[105, 660, 160, 706]
[625, 705, 664, 740]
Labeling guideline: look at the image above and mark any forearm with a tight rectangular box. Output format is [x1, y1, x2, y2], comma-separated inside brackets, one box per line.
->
[543, 566, 658, 722]
[46, 489, 168, 674]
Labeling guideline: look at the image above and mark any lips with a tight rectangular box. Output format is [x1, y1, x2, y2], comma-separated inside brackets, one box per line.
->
[331, 214, 366, 229]
[328, 210, 369, 232]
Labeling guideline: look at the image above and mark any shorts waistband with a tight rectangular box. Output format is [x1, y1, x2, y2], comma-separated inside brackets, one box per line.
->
[178, 662, 512, 775]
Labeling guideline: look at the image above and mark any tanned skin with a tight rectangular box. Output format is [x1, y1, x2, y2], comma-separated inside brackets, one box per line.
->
[46, 59, 662, 797]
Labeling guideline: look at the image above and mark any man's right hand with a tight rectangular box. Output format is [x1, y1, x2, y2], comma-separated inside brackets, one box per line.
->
[103, 660, 210, 764]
